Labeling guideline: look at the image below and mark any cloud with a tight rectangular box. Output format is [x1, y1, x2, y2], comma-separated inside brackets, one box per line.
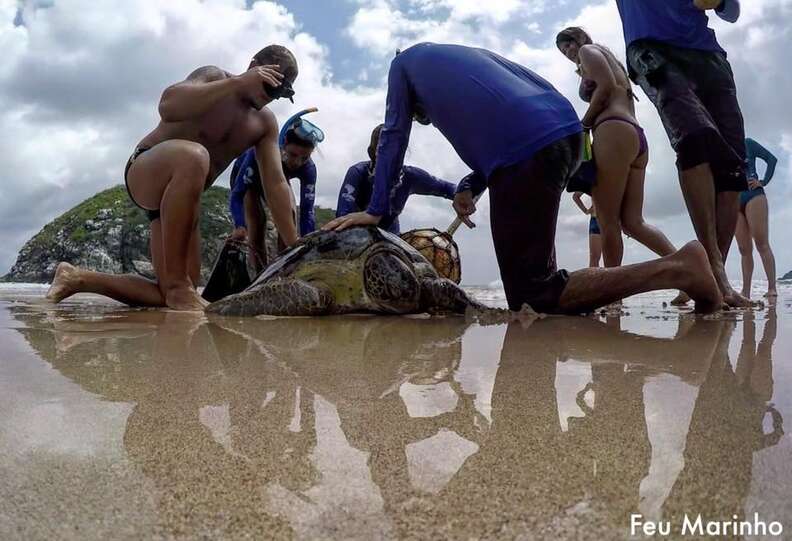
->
[1, 0, 791, 285]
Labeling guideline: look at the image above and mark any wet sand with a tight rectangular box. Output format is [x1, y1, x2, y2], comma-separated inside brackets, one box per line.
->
[1, 284, 791, 540]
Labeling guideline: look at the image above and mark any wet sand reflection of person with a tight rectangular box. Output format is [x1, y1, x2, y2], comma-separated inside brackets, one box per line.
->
[214, 315, 484, 526]
[662, 309, 783, 529]
[434, 317, 728, 537]
[15, 308, 312, 538]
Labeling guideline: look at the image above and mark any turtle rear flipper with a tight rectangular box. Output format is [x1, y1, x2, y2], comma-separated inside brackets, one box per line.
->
[206, 279, 334, 317]
[420, 278, 482, 314]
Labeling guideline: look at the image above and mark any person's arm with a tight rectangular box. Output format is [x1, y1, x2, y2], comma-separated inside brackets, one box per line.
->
[455, 171, 488, 198]
[572, 192, 591, 215]
[335, 165, 366, 217]
[298, 161, 317, 235]
[403, 166, 457, 200]
[578, 46, 618, 129]
[452, 172, 487, 229]
[752, 140, 778, 187]
[323, 57, 413, 231]
[255, 111, 299, 247]
[158, 64, 284, 123]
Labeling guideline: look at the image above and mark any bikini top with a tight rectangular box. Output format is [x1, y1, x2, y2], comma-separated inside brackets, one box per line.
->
[577, 44, 635, 103]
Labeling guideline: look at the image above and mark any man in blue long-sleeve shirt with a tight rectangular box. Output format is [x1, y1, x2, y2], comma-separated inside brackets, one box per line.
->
[324, 43, 723, 314]
[616, 0, 749, 307]
[735, 138, 779, 299]
[335, 124, 456, 234]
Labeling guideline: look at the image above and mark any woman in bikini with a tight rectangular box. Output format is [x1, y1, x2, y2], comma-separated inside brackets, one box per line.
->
[735, 137, 778, 299]
[557, 28, 689, 304]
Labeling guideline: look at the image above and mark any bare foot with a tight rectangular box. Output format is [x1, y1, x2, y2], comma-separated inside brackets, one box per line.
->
[165, 286, 208, 311]
[672, 242, 722, 314]
[670, 291, 690, 306]
[46, 262, 81, 303]
[764, 290, 778, 298]
[709, 262, 752, 308]
[722, 289, 755, 309]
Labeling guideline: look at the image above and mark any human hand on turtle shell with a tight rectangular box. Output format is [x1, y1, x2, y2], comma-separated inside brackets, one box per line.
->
[322, 211, 381, 232]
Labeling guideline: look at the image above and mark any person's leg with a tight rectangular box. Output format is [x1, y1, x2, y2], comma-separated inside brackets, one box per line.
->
[187, 223, 202, 287]
[488, 138, 577, 313]
[745, 195, 777, 296]
[557, 241, 722, 314]
[126, 139, 210, 311]
[630, 45, 750, 308]
[244, 191, 268, 273]
[715, 190, 739, 261]
[621, 158, 676, 257]
[591, 122, 636, 267]
[46, 262, 166, 306]
[678, 163, 749, 307]
[47, 218, 167, 306]
[589, 233, 602, 268]
[734, 210, 753, 298]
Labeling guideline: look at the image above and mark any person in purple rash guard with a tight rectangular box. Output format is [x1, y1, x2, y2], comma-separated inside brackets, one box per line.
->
[323, 42, 724, 314]
[335, 124, 456, 234]
[615, 0, 752, 308]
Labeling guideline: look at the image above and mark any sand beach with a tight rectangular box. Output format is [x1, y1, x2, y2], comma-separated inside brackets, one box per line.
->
[1, 283, 791, 539]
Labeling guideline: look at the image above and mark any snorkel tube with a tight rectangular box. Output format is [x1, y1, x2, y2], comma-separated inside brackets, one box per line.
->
[279, 107, 323, 148]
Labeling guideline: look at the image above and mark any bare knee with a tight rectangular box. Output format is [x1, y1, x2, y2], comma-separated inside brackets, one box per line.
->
[597, 216, 622, 236]
[738, 242, 753, 257]
[755, 240, 772, 255]
[172, 143, 210, 191]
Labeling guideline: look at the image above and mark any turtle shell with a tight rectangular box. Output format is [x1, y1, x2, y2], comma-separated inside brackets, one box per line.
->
[400, 228, 461, 284]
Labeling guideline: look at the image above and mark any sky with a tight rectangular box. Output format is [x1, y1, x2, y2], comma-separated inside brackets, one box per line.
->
[1, 0, 791, 285]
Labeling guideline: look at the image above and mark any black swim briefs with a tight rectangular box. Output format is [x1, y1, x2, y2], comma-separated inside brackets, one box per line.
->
[124, 147, 160, 222]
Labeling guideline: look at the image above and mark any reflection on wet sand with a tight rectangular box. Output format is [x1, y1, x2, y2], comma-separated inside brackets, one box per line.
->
[4, 301, 788, 539]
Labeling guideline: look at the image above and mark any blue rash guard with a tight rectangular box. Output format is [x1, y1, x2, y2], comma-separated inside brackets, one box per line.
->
[336, 160, 457, 234]
[369, 42, 582, 217]
[616, 0, 740, 53]
[744, 138, 777, 185]
[229, 148, 317, 236]
[740, 138, 778, 209]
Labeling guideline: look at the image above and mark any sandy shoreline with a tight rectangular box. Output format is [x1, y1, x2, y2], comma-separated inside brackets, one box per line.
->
[1, 285, 791, 539]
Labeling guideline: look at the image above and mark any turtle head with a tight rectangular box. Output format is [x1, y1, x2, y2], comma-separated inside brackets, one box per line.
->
[363, 247, 421, 313]
[419, 278, 481, 315]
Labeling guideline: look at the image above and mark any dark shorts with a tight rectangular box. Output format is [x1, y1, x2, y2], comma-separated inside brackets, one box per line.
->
[489, 132, 583, 314]
[627, 40, 747, 192]
[124, 147, 160, 222]
[589, 216, 601, 235]
[739, 187, 765, 212]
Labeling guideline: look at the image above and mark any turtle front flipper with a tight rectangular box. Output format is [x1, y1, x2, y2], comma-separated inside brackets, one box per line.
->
[420, 278, 483, 314]
[206, 278, 334, 317]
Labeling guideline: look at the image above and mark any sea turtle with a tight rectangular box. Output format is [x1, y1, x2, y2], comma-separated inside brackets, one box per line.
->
[205, 226, 484, 317]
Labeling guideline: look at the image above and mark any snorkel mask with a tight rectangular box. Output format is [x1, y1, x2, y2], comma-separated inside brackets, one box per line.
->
[278, 107, 325, 147]
[266, 79, 295, 103]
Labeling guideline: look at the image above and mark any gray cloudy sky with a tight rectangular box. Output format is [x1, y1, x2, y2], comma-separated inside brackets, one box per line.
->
[1, 0, 791, 285]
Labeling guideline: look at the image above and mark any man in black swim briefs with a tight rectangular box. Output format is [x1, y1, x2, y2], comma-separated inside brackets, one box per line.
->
[47, 45, 301, 311]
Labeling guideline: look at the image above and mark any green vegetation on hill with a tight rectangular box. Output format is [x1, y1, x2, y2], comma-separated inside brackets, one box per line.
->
[4, 184, 336, 284]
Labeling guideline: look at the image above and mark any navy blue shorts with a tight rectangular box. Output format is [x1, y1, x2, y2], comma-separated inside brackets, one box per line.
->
[627, 40, 747, 193]
[589, 216, 601, 235]
[488, 133, 583, 313]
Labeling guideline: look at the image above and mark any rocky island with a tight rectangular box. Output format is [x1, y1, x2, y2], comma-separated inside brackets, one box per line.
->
[3, 185, 335, 284]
